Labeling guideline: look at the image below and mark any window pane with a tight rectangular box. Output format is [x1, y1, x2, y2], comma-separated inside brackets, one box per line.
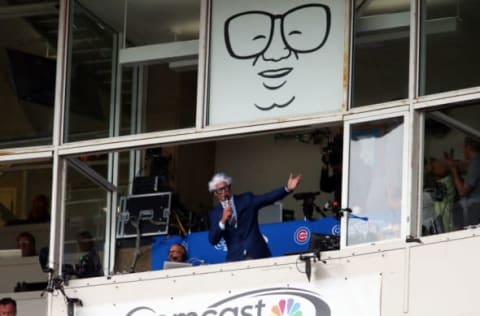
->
[121, 0, 201, 134]
[422, 103, 480, 236]
[126, 0, 200, 46]
[65, 2, 117, 142]
[0, 6, 58, 148]
[0, 161, 52, 225]
[118, 63, 197, 135]
[347, 117, 404, 245]
[0, 160, 52, 292]
[420, 0, 480, 95]
[64, 158, 109, 278]
[352, 0, 409, 107]
[69, 1, 200, 139]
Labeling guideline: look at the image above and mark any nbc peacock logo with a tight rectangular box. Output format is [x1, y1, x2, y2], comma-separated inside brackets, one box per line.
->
[270, 298, 302, 316]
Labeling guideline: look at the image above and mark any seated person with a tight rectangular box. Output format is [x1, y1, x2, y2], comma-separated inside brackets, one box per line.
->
[0, 297, 16, 316]
[168, 243, 187, 263]
[16, 232, 37, 257]
[27, 194, 50, 223]
[76, 231, 103, 278]
[423, 158, 456, 234]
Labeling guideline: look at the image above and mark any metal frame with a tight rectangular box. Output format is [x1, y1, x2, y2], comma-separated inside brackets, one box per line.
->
[48, 0, 70, 283]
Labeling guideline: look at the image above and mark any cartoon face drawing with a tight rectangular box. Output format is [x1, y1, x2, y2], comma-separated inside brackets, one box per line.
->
[223, 4, 331, 111]
[208, 0, 344, 125]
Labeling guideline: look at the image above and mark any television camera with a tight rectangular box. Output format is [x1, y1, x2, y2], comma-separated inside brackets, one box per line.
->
[293, 192, 352, 221]
[321, 134, 343, 166]
[293, 191, 325, 220]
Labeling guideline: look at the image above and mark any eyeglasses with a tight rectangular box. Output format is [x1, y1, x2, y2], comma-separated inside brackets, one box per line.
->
[214, 185, 230, 194]
[224, 4, 331, 59]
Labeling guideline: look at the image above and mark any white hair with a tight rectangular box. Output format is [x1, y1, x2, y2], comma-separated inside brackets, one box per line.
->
[208, 172, 233, 192]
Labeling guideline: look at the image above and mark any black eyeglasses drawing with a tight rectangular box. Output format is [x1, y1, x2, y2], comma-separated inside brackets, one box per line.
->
[223, 4, 332, 111]
[225, 4, 331, 61]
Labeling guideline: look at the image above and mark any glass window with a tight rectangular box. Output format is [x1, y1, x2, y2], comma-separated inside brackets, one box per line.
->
[63, 157, 110, 278]
[67, 1, 201, 140]
[0, 160, 52, 272]
[120, 0, 201, 134]
[0, 160, 52, 225]
[119, 63, 197, 135]
[65, 2, 118, 142]
[352, 0, 409, 107]
[0, 160, 52, 292]
[421, 103, 480, 236]
[419, 0, 480, 95]
[0, 4, 58, 148]
[347, 117, 404, 245]
[125, 0, 200, 46]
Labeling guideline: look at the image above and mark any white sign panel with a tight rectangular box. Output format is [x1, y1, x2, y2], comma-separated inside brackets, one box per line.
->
[208, 0, 346, 125]
[76, 274, 380, 316]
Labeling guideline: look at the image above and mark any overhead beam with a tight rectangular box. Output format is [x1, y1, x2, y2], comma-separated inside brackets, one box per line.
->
[0, 2, 58, 19]
[357, 12, 457, 34]
[66, 157, 117, 192]
[119, 39, 199, 66]
[429, 111, 480, 141]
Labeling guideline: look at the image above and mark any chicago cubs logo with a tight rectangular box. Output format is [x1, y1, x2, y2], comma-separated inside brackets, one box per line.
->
[294, 226, 310, 245]
[331, 224, 340, 236]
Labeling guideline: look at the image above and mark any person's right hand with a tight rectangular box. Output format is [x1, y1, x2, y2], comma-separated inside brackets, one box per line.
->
[221, 204, 233, 224]
[287, 173, 302, 191]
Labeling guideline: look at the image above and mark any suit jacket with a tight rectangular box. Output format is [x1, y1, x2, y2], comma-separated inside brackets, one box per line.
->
[208, 187, 289, 261]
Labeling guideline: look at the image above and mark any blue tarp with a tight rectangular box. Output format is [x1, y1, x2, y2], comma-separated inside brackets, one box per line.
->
[151, 217, 340, 270]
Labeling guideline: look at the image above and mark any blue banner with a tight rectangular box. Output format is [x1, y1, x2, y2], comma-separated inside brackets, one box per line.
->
[152, 217, 340, 270]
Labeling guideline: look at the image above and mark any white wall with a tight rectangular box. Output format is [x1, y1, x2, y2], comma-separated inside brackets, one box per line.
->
[0, 256, 47, 294]
[45, 228, 480, 316]
[215, 134, 335, 219]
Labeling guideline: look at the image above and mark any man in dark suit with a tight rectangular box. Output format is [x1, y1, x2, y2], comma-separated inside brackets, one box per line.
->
[208, 172, 301, 261]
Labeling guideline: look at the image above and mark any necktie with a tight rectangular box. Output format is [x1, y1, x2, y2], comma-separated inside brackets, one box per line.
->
[229, 213, 237, 227]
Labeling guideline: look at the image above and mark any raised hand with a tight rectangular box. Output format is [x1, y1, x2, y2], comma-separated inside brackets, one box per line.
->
[287, 173, 302, 191]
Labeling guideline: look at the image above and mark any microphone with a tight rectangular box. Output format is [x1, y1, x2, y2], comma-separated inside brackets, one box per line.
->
[221, 195, 231, 209]
[222, 196, 236, 226]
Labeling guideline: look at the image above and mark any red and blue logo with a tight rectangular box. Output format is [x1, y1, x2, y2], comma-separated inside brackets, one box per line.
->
[294, 226, 310, 245]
